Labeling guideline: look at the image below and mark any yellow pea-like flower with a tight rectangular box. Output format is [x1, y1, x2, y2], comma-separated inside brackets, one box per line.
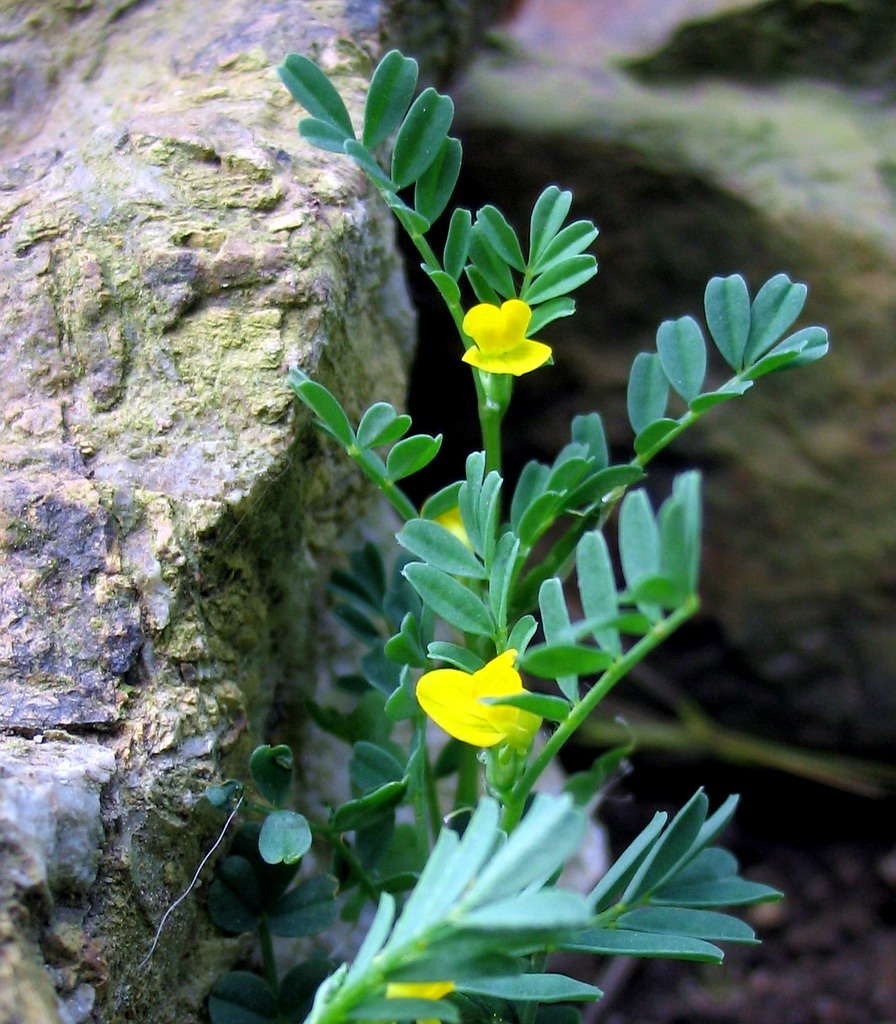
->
[461, 299, 552, 377]
[386, 980, 455, 1024]
[416, 650, 542, 751]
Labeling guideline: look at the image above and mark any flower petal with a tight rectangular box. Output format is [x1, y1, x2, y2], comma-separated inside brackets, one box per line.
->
[417, 668, 506, 747]
[462, 303, 504, 354]
[462, 339, 552, 377]
[501, 298, 532, 341]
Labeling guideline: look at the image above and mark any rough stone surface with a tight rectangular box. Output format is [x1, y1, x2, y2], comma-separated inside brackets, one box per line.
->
[0, 0, 445, 1020]
[440, 0, 896, 754]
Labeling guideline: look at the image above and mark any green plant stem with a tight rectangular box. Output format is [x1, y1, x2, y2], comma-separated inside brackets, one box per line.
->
[411, 716, 434, 850]
[406, 229, 505, 477]
[258, 919, 278, 990]
[519, 952, 548, 1024]
[581, 700, 896, 798]
[455, 744, 481, 811]
[311, 823, 380, 902]
[479, 394, 504, 476]
[501, 596, 700, 831]
[350, 449, 418, 521]
[420, 719, 444, 843]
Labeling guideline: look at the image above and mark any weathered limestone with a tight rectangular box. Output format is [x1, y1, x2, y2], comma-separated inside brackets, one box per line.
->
[448, 0, 896, 753]
[0, 0, 449, 1020]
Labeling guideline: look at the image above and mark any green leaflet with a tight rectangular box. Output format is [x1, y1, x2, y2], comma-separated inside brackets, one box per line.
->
[363, 50, 419, 148]
[391, 88, 455, 189]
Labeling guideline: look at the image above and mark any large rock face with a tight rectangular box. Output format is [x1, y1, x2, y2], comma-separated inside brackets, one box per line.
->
[442, 0, 896, 754]
[0, 1, 450, 1021]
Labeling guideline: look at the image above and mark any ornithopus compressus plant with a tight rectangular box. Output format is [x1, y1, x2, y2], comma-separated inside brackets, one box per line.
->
[201, 47, 829, 1024]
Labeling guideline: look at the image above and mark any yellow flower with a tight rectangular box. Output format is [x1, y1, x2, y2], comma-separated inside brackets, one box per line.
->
[386, 980, 455, 1024]
[416, 650, 542, 750]
[462, 299, 552, 377]
[433, 506, 472, 551]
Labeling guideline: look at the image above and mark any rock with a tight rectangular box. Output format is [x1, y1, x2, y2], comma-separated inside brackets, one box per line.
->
[439, 0, 896, 754]
[0, 0, 487, 1019]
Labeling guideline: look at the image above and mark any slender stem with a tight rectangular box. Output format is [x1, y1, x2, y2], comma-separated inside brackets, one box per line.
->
[258, 920, 278, 990]
[454, 745, 480, 811]
[311, 822, 379, 902]
[350, 449, 418, 521]
[519, 952, 548, 1024]
[479, 395, 504, 476]
[419, 717, 444, 842]
[411, 716, 433, 851]
[501, 596, 700, 831]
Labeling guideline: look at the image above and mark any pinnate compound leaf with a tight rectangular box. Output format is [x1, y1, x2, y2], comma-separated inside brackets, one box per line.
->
[415, 137, 462, 225]
[529, 186, 573, 264]
[704, 273, 751, 370]
[267, 875, 338, 937]
[656, 316, 706, 401]
[249, 744, 293, 807]
[258, 810, 312, 865]
[397, 519, 486, 579]
[278, 54, 354, 137]
[386, 434, 442, 481]
[522, 255, 597, 305]
[391, 87, 454, 189]
[209, 971, 277, 1024]
[627, 353, 669, 434]
[403, 562, 494, 636]
[363, 50, 419, 148]
[744, 273, 807, 365]
[458, 974, 602, 1003]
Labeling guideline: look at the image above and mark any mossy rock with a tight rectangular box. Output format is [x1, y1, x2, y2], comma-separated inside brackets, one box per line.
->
[0, 0, 510, 1019]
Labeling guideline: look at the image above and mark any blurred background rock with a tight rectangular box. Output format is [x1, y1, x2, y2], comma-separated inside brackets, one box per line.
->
[407, 0, 896, 759]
